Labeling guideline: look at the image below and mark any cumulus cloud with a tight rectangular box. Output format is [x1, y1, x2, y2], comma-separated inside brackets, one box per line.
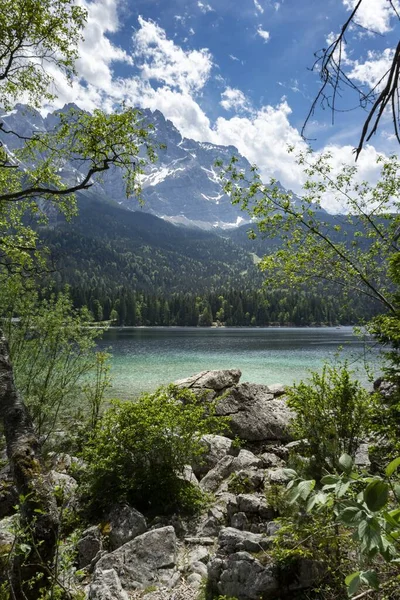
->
[220, 87, 252, 112]
[133, 16, 212, 93]
[347, 48, 394, 90]
[343, 0, 399, 34]
[41, 0, 388, 213]
[257, 26, 270, 42]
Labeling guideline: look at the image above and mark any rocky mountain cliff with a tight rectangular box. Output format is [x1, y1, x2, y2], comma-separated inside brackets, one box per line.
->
[0, 103, 302, 230]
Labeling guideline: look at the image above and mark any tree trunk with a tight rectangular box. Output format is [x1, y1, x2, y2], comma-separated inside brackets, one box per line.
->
[0, 329, 59, 599]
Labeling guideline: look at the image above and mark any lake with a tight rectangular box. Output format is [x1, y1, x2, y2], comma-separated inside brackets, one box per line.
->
[96, 326, 384, 399]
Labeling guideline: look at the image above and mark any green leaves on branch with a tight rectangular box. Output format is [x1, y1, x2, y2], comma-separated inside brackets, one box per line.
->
[285, 453, 400, 596]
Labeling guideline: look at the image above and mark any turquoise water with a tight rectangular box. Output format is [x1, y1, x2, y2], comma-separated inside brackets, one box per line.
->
[96, 327, 384, 399]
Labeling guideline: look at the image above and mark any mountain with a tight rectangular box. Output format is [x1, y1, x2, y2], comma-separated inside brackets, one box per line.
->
[41, 194, 262, 294]
[0, 103, 302, 230]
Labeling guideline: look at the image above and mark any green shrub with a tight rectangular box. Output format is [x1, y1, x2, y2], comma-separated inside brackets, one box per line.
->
[81, 384, 228, 514]
[287, 363, 375, 480]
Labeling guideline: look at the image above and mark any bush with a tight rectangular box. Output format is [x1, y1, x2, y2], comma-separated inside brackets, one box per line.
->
[287, 363, 375, 480]
[81, 385, 228, 514]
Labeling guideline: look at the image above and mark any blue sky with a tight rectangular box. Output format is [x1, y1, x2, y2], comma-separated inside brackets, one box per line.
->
[45, 0, 400, 209]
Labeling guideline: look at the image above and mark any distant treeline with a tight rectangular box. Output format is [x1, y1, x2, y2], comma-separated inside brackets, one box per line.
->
[66, 286, 382, 327]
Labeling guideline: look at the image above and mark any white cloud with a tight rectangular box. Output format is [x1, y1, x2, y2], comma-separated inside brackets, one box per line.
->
[342, 0, 400, 34]
[40, 1, 389, 214]
[133, 16, 213, 93]
[347, 48, 394, 90]
[254, 0, 264, 14]
[197, 1, 214, 13]
[257, 26, 270, 42]
[220, 87, 252, 112]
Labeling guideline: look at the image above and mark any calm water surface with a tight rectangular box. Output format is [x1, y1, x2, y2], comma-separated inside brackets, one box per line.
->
[97, 327, 383, 399]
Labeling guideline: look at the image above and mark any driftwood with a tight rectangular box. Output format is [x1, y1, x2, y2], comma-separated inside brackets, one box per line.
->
[0, 329, 59, 599]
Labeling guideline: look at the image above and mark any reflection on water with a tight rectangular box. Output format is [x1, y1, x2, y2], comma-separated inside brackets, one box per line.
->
[96, 326, 383, 399]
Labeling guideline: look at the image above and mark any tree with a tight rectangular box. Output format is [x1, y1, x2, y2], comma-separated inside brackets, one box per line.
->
[0, 2, 156, 597]
[221, 149, 400, 315]
[304, 0, 400, 157]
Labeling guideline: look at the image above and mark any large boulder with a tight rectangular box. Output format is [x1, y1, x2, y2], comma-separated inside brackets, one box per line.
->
[199, 450, 262, 493]
[193, 434, 235, 477]
[175, 369, 241, 392]
[107, 504, 147, 550]
[207, 552, 279, 600]
[175, 370, 293, 443]
[216, 383, 293, 442]
[94, 526, 177, 591]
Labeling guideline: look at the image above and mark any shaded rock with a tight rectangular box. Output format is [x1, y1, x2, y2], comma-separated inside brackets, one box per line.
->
[49, 471, 78, 507]
[77, 526, 102, 568]
[95, 526, 177, 591]
[87, 568, 129, 600]
[354, 443, 371, 468]
[0, 515, 16, 550]
[200, 450, 261, 493]
[260, 452, 283, 468]
[266, 383, 286, 397]
[175, 369, 241, 391]
[218, 527, 272, 554]
[207, 552, 278, 600]
[107, 504, 147, 551]
[216, 384, 293, 442]
[193, 434, 235, 477]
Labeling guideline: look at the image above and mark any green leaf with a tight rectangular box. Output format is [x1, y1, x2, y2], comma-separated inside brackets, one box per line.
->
[335, 479, 351, 498]
[297, 479, 315, 500]
[385, 457, 400, 478]
[338, 506, 364, 526]
[321, 474, 340, 485]
[282, 468, 298, 480]
[363, 480, 390, 512]
[359, 570, 379, 590]
[339, 453, 354, 474]
[345, 572, 361, 597]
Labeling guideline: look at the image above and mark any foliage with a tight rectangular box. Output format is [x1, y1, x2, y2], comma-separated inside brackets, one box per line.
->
[82, 351, 111, 431]
[284, 453, 400, 597]
[81, 385, 229, 514]
[286, 363, 375, 480]
[219, 150, 400, 315]
[0, 274, 107, 438]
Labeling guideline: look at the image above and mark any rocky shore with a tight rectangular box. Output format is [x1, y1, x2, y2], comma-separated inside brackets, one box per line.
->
[0, 369, 371, 600]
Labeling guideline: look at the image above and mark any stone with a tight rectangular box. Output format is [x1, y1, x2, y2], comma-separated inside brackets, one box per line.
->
[189, 561, 208, 578]
[192, 434, 234, 477]
[184, 536, 215, 546]
[175, 369, 241, 391]
[266, 383, 286, 397]
[218, 527, 272, 554]
[208, 551, 279, 600]
[107, 504, 147, 550]
[260, 452, 283, 468]
[186, 572, 203, 589]
[95, 526, 177, 591]
[77, 526, 102, 568]
[49, 471, 78, 507]
[87, 568, 129, 600]
[266, 467, 292, 484]
[200, 450, 261, 493]
[180, 465, 200, 486]
[216, 383, 294, 442]
[0, 515, 16, 552]
[354, 443, 371, 468]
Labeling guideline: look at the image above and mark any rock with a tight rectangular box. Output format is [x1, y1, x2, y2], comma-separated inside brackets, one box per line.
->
[185, 536, 215, 546]
[186, 572, 203, 590]
[77, 526, 102, 568]
[260, 452, 283, 468]
[180, 465, 200, 486]
[218, 527, 272, 554]
[189, 561, 208, 578]
[49, 471, 78, 506]
[107, 504, 147, 550]
[0, 515, 16, 552]
[48, 452, 84, 474]
[266, 383, 286, 397]
[354, 443, 371, 468]
[266, 467, 292, 484]
[208, 551, 279, 600]
[87, 568, 129, 600]
[200, 450, 261, 493]
[193, 434, 235, 477]
[175, 369, 241, 391]
[216, 384, 294, 442]
[95, 526, 177, 591]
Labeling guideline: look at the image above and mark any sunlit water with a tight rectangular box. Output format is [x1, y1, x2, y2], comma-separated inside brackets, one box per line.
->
[95, 327, 384, 399]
